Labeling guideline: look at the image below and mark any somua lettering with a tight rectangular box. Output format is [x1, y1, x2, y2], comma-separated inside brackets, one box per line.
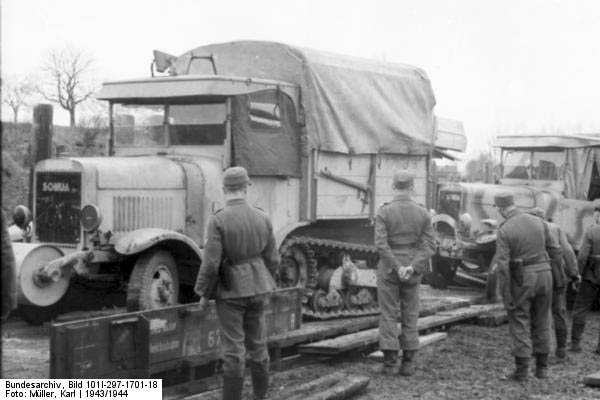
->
[41, 182, 71, 192]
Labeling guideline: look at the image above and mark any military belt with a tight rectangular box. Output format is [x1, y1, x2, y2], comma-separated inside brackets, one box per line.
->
[230, 256, 263, 267]
[390, 243, 416, 250]
[521, 253, 549, 267]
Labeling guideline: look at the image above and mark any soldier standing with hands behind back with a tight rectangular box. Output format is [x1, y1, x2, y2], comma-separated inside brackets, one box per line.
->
[375, 170, 435, 376]
[194, 166, 280, 400]
[495, 193, 562, 381]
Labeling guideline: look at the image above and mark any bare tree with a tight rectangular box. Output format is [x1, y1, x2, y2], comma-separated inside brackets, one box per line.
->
[38, 47, 96, 128]
[1, 75, 34, 123]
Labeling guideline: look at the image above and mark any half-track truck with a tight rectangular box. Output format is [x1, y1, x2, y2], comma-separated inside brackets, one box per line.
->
[11, 41, 438, 323]
[431, 134, 600, 288]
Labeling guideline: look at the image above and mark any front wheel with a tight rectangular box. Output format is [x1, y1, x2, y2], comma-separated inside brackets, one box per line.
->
[126, 249, 179, 311]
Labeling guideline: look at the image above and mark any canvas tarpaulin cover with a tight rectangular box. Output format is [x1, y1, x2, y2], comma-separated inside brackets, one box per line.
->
[231, 90, 302, 177]
[171, 41, 436, 155]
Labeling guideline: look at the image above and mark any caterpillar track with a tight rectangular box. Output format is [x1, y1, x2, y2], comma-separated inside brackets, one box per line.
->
[279, 236, 380, 320]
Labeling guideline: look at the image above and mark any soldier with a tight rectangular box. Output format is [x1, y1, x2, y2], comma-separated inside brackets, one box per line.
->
[375, 170, 435, 376]
[570, 200, 600, 355]
[527, 207, 580, 359]
[1, 210, 17, 321]
[194, 166, 280, 400]
[495, 193, 561, 381]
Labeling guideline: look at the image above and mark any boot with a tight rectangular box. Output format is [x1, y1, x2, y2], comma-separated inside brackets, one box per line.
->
[570, 323, 585, 352]
[507, 357, 529, 382]
[555, 329, 567, 359]
[399, 350, 416, 377]
[249, 360, 270, 400]
[379, 350, 399, 374]
[535, 353, 549, 379]
[222, 376, 244, 400]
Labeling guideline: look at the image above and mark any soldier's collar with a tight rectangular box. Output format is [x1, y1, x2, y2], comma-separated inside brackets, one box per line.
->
[503, 208, 521, 220]
[226, 198, 246, 206]
[392, 193, 411, 201]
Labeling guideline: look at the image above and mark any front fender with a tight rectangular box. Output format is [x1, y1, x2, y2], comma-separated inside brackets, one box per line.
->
[115, 228, 203, 258]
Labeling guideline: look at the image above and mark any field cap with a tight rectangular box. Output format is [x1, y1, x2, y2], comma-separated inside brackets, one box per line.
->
[526, 207, 546, 219]
[493, 192, 514, 208]
[593, 198, 600, 211]
[223, 166, 250, 187]
[393, 170, 414, 189]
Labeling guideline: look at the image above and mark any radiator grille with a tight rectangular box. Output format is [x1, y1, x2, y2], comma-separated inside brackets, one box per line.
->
[113, 196, 174, 232]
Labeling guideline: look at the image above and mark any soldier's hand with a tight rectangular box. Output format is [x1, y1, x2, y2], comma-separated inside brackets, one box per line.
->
[397, 265, 414, 281]
[198, 296, 209, 311]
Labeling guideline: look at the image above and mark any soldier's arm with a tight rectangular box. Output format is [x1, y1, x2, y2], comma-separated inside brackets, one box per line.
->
[495, 229, 514, 309]
[262, 218, 280, 277]
[412, 212, 436, 274]
[544, 221, 562, 261]
[577, 228, 592, 274]
[194, 217, 222, 298]
[374, 208, 398, 270]
[558, 229, 578, 279]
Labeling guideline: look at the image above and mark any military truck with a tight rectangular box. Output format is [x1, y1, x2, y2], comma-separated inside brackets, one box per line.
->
[11, 41, 440, 323]
[431, 134, 600, 288]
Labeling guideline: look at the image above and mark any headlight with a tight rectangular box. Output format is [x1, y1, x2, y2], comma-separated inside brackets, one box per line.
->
[80, 204, 103, 232]
[12, 205, 32, 229]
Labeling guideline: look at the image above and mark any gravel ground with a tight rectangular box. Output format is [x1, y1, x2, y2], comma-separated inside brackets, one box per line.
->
[273, 312, 600, 400]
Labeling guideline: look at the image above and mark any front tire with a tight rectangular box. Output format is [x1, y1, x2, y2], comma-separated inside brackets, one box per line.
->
[126, 249, 179, 311]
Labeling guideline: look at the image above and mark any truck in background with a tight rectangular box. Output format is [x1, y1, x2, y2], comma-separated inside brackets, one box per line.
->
[431, 134, 600, 288]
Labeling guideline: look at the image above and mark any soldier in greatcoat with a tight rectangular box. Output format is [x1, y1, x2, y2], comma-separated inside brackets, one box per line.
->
[195, 166, 280, 400]
[495, 193, 561, 381]
[375, 170, 435, 376]
[570, 200, 600, 355]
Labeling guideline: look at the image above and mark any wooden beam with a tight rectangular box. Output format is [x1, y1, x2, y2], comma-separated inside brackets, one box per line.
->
[298, 304, 503, 356]
[367, 332, 448, 361]
[584, 371, 600, 387]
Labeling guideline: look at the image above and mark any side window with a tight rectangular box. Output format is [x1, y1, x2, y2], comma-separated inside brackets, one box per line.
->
[169, 103, 226, 145]
[248, 91, 281, 131]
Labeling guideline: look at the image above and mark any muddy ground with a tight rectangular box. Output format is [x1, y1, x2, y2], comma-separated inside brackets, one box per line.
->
[1, 290, 599, 399]
[273, 312, 600, 400]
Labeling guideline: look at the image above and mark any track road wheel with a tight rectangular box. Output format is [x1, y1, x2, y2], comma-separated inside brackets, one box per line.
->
[279, 245, 310, 289]
[127, 250, 179, 311]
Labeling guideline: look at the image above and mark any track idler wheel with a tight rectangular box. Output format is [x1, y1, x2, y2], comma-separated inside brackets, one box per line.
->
[310, 289, 344, 314]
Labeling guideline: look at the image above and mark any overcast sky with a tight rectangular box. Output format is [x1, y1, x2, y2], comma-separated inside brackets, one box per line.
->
[2, 0, 600, 154]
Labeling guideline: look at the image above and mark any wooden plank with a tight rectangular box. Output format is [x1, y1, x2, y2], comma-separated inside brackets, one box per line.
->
[367, 332, 448, 361]
[476, 308, 508, 327]
[583, 371, 600, 387]
[298, 375, 370, 400]
[270, 297, 477, 349]
[299, 304, 503, 355]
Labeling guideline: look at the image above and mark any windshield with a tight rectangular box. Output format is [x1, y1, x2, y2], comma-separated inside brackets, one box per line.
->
[502, 150, 565, 180]
[112, 102, 227, 148]
[532, 151, 564, 180]
[502, 151, 530, 179]
[114, 104, 166, 147]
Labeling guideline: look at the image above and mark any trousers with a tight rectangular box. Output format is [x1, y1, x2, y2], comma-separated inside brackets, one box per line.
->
[506, 268, 552, 357]
[216, 294, 270, 377]
[377, 266, 420, 351]
[572, 279, 600, 327]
